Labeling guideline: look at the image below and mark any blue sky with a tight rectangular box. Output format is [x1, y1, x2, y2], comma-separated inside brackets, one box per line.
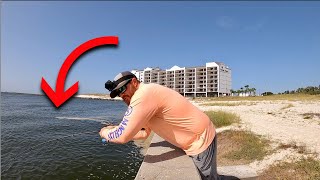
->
[2, 1, 320, 95]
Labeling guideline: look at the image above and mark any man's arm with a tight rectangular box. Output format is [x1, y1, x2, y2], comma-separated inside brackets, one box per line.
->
[132, 127, 151, 140]
[100, 126, 151, 141]
[99, 92, 157, 144]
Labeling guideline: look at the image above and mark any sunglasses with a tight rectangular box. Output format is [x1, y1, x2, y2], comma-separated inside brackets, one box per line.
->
[117, 79, 132, 96]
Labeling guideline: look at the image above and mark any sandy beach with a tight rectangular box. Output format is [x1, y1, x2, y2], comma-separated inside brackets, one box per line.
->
[192, 99, 320, 173]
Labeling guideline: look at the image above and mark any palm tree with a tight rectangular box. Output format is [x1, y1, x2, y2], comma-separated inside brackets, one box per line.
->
[236, 90, 241, 96]
[244, 85, 249, 96]
[247, 88, 252, 96]
[251, 88, 256, 96]
[230, 89, 236, 96]
[240, 87, 244, 96]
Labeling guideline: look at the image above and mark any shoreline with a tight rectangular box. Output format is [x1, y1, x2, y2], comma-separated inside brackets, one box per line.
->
[75, 94, 122, 101]
[1, 92, 122, 101]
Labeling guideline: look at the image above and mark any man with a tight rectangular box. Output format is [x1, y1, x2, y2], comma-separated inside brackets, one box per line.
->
[100, 71, 219, 180]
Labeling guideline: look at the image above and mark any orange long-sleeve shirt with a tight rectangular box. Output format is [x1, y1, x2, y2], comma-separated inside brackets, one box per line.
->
[105, 83, 216, 155]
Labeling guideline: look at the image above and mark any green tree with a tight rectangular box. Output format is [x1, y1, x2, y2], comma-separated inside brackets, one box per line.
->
[230, 89, 236, 96]
[236, 89, 241, 96]
[262, 92, 273, 96]
[244, 85, 249, 96]
[251, 88, 256, 96]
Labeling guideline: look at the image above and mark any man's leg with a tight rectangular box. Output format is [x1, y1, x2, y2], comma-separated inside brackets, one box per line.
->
[191, 135, 219, 180]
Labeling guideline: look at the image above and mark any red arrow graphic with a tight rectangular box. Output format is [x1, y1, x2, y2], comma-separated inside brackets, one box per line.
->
[41, 36, 118, 108]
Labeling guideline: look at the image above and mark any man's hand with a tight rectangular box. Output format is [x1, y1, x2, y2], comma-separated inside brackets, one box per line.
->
[99, 126, 117, 140]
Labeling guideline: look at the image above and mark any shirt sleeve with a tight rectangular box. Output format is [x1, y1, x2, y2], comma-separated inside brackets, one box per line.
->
[106, 90, 158, 144]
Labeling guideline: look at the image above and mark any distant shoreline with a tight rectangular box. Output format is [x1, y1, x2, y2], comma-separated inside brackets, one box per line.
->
[1, 92, 122, 101]
[1, 91, 42, 96]
[75, 94, 122, 101]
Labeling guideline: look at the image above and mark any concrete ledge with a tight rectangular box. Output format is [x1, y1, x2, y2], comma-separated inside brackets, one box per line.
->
[135, 134, 201, 180]
[135, 134, 258, 180]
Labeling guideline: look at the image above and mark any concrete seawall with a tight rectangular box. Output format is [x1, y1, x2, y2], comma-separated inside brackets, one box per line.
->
[135, 134, 258, 180]
[135, 134, 201, 180]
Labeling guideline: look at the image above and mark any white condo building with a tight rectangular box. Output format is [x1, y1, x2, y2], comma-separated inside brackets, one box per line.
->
[131, 62, 232, 97]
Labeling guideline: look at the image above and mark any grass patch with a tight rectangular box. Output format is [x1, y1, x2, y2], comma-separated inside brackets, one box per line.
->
[222, 131, 270, 161]
[278, 142, 309, 154]
[301, 113, 320, 119]
[195, 94, 320, 102]
[304, 116, 312, 119]
[281, 103, 294, 110]
[202, 102, 241, 106]
[201, 102, 256, 106]
[260, 157, 320, 180]
[204, 111, 240, 128]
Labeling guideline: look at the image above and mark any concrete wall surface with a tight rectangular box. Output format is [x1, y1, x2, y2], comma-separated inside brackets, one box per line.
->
[135, 134, 258, 180]
[135, 134, 201, 180]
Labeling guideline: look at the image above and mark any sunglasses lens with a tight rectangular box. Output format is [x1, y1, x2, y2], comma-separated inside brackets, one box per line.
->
[117, 79, 132, 97]
[118, 86, 126, 94]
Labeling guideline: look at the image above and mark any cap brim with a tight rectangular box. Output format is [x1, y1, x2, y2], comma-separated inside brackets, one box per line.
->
[109, 79, 131, 98]
[110, 89, 119, 98]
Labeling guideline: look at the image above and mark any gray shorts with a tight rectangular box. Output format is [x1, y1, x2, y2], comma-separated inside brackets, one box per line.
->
[190, 135, 219, 180]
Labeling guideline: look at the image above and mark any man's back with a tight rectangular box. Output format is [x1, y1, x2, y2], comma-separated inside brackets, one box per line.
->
[130, 83, 216, 155]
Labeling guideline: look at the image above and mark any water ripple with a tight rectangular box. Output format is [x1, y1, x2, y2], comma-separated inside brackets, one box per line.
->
[1, 93, 144, 179]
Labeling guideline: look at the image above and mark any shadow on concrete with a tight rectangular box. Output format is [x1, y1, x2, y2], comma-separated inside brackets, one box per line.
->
[219, 175, 241, 180]
[149, 140, 176, 148]
[144, 141, 185, 163]
[144, 149, 185, 163]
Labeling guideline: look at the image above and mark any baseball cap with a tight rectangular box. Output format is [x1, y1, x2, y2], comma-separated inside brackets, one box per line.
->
[105, 71, 136, 98]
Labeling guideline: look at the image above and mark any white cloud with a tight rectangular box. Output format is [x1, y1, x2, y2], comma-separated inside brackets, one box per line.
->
[243, 17, 268, 32]
[216, 16, 235, 29]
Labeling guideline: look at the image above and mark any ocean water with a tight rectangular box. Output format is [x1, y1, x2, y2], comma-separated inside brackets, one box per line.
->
[1, 92, 144, 180]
